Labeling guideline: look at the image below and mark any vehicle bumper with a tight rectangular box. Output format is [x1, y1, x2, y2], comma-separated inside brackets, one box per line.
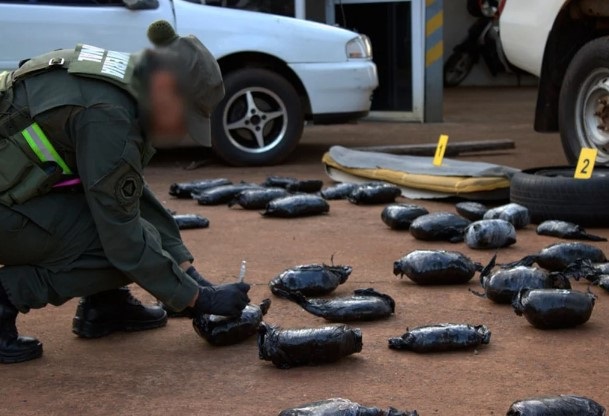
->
[499, 0, 564, 77]
[290, 61, 378, 115]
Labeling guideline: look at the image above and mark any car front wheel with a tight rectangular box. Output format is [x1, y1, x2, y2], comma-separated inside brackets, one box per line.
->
[211, 68, 304, 166]
[559, 36, 609, 165]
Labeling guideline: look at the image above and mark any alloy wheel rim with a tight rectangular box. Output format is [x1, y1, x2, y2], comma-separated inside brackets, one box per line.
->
[576, 68, 609, 163]
[222, 86, 288, 154]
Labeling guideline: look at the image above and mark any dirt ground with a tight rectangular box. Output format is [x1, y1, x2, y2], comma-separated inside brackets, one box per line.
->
[4, 86, 609, 416]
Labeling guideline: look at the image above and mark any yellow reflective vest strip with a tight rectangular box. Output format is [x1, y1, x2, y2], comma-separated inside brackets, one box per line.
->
[21, 122, 72, 175]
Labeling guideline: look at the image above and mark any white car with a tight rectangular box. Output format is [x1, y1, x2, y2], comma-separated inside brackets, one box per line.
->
[500, 0, 609, 164]
[0, 0, 378, 166]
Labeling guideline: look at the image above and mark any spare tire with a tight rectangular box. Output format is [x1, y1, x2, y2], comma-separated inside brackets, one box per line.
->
[509, 166, 609, 226]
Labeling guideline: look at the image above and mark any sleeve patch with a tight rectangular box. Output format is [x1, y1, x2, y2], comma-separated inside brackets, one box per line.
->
[115, 171, 143, 206]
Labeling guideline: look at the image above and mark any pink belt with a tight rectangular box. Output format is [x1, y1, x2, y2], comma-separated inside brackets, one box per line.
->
[52, 178, 82, 188]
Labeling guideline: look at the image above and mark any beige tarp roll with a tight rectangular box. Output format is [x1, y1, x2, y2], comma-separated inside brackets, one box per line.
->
[322, 146, 519, 200]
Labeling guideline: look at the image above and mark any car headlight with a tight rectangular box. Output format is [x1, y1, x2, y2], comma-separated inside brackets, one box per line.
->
[346, 35, 372, 59]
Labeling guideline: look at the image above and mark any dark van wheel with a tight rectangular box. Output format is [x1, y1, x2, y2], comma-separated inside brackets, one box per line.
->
[509, 166, 609, 226]
[559, 36, 609, 165]
[211, 68, 304, 166]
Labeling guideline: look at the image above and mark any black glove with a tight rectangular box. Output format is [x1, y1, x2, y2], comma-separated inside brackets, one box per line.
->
[158, 267, 212, 318]
[185, 266, 213, 287]
[192, 282, 251, 317]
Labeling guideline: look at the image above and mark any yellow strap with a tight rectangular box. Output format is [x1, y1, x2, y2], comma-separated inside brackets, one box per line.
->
[21, 122, 72, 175]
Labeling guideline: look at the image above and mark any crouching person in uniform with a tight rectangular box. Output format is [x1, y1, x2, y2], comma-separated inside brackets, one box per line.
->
[0, 20, 250, 363]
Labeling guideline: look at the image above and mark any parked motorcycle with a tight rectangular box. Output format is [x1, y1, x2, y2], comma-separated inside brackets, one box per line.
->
[444, 0, 515, 87]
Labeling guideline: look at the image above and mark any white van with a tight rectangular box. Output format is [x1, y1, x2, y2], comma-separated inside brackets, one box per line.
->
[500, 0, 609, 165]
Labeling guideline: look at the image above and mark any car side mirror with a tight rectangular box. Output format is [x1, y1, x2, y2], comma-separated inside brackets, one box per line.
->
[123, 0, 159, 10]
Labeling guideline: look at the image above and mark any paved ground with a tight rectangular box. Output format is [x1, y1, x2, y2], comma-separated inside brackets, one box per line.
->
[5, 86, 609, 416]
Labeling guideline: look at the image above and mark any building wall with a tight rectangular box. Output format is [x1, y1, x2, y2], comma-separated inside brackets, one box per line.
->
[305, 1, 326, 23]
[310, 1, 537, 87]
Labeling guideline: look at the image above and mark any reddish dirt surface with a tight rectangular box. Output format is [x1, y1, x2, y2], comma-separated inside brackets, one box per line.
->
[4, 87, 609, 416]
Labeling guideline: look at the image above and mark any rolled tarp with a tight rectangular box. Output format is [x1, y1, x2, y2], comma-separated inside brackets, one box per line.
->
[321, 145, 519, 200]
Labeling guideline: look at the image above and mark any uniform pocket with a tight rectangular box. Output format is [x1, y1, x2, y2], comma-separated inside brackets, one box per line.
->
[0, 138, 32, 192]
[0, 139, 63, 206]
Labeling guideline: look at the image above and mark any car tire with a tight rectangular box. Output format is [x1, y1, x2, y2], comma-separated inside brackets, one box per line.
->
[443, 51, 475, 87]
[211, 68, 304, 166]
[559, 36, 609, 165]
[509, 166, 609, 226]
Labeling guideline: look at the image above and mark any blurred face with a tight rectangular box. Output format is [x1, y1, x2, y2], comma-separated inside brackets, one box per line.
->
[148, 69, 187, 146]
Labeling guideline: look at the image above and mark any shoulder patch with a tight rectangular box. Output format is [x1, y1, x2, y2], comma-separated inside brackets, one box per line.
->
[116, 171, 143, 205]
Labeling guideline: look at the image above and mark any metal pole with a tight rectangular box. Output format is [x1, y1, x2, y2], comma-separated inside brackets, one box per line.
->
[424, 0, 444, 122]
[295, 0, 306, 19]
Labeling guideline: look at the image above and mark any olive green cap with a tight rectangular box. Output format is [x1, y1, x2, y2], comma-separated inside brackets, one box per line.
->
[147, 20, 224, 147]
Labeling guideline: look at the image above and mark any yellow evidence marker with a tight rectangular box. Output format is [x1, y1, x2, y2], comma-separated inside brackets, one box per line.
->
[433, 134, 449, 166]
[574, 148, 597, 179]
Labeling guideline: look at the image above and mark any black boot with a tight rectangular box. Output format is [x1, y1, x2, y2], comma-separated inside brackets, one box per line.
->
[72, 287, 167, 338]
[0, 285, 43, 364]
